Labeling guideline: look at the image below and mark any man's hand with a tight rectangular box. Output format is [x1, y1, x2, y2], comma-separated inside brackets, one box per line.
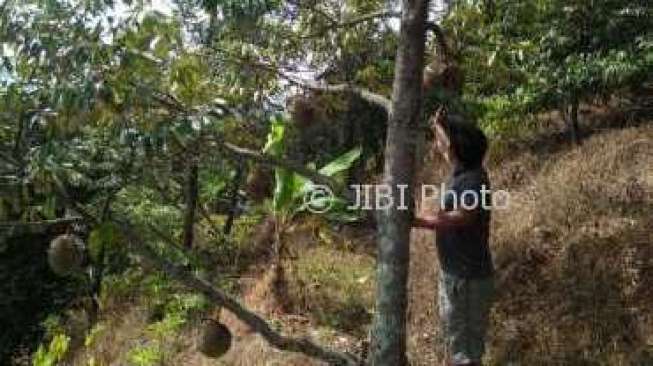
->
[413, 215, 438, 230]
[413, 208, 477, 231]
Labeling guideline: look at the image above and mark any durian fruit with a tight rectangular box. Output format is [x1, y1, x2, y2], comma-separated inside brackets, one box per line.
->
[288, 94, 327, 129]
[245, 166, 273, 202]
[197, 319, 232, 358]
[289, 95, 316, 128]
[422, 59, 464, 96]
[48, 234, 85, 276]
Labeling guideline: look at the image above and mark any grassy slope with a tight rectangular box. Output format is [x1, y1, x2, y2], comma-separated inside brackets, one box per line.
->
[68, 122, 652, 366]
[409, 122, 652, 365]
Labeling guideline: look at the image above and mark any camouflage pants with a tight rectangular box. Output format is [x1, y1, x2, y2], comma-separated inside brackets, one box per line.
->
[438, 272, 495, 365]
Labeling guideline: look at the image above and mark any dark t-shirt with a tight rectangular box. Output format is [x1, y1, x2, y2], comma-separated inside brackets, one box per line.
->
[436, 164, 494, 278]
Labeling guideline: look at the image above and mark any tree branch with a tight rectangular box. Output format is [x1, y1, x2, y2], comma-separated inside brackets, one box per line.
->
[210, 136, 350, 198]
[134, 81, 352, 199]
[203, 50, 392, 113]
[337, 10, 401, 28]
[0, 217, 83, 237]
[150, 159, 228, 241]
[279, 72, 392, 113]
[51, 177, 359, 366]
[128, 233, 359, 366]
[0, 217, 83, 227]
[299, 10, 401, 39]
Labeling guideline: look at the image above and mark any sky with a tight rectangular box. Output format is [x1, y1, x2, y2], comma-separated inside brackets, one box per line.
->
[112, 0, 174, 17]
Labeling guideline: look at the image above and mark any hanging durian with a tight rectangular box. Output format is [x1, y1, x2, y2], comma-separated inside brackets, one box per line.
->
[197, 318, 232, 358]
[245, 165, 273, 202]
[47, 234, 85, 276]
[289, 94, 316, 128]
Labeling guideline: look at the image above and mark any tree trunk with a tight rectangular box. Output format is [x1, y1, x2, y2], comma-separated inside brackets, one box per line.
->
[88, 196, 114, 326]
[368, 1, 429, 365]
[182, 162, 199, 248]
[224, 161, 244, 235]
[569, 97, 581, 145]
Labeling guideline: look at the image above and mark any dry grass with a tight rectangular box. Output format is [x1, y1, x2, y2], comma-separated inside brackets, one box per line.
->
[173, 220, 375, 366]
[69, 305, 148, 365]
[64, 123, 652, 366]
[285, 245, 375, 335]
[485, 126, 652, 365]
[407, 124, 652, 365]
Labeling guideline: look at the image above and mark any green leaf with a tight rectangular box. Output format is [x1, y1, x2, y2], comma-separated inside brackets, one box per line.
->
[318, 146, 362, 177]
[33, 333, 70, 366]
[272, 169, 312, 214]
[87, 222, 120, 262]
[262, 114, 286, 157]
[43, 195, 57, 220]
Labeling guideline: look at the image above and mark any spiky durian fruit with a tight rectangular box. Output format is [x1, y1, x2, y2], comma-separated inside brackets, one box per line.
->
[289, 95, 316, 127]
[48, 234, 85, 276]
[197, 319, 232, 358]
[245, 166, 273, 202]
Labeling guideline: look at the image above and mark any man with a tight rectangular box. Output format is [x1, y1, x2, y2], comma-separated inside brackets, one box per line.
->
[413, 109, 495, 366]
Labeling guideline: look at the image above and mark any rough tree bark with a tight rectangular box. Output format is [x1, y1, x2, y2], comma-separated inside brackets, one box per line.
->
[569, 97, 581, 145]
[368, 1, 430, 365]
[182, 160, 199, 248]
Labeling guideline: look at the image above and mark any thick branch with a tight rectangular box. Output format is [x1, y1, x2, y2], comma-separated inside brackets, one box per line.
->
[280, 73, 392, 113]
[0, 217, 83, 227]
[212, 137, 349, 198]
[51, 179, 359, 366]
[202, 51, 392, 113]
[300, 10, 401, 39]
[128, 233, 359, 366]
[0, 217, 83, 237]
[339, 10, 401, 27]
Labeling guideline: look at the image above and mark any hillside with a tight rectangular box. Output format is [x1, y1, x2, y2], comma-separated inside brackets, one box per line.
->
[409, 121, 652, 365]
[44, 119, 650, 366]
[2, 1, 651, 365]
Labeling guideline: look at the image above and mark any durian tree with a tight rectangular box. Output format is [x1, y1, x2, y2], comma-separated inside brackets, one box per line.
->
[441, 0, 652, 141]
[1, 0, 453, 364]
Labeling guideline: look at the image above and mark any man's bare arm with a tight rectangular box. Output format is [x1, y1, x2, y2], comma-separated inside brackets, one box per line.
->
[413, 208, 477, 231]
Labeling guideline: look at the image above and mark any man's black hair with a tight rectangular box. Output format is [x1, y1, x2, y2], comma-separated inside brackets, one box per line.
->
[442, 115, 488, 168]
